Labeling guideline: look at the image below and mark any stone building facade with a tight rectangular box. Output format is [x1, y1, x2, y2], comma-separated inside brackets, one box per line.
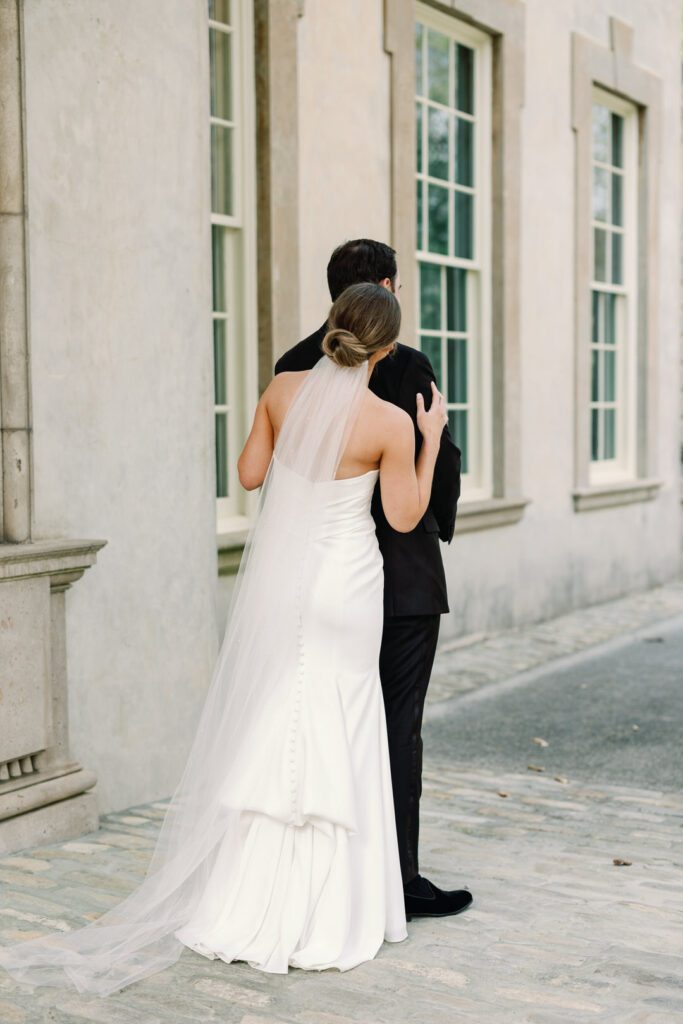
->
[0, 0, 680, 849]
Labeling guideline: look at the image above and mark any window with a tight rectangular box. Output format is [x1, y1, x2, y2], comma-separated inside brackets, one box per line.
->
[209, 0, 257, 529]
[414, 4, 491, 491]
[589, 89, 637, 478]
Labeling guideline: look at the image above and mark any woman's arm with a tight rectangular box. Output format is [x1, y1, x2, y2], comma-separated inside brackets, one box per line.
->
[379, 381, 446, 532]
[237, 390, 275, 491]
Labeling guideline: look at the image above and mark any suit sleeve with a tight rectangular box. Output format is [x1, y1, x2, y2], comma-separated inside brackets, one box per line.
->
[400, 348, 461, 544]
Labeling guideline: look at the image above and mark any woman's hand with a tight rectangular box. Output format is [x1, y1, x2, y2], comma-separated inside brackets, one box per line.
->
[416, 381, 447, 448]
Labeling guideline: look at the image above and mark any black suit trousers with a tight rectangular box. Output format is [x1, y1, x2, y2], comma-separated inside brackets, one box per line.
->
[378, 613, 441, 885]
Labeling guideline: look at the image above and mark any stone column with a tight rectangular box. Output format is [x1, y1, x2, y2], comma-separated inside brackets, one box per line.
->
[0, 0, 31, 542]
[0, 1, 106, 855]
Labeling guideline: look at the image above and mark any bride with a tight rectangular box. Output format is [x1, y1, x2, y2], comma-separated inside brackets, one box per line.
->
[0, 282, 447, 996]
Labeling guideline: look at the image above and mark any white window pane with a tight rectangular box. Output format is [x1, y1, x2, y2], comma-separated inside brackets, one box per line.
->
[415, 22, 424, 96]
[419, 262, 441, 329]
[427, 29, 449, 105]
[604, 408, 616, 458]
[211, 124, 233, 216]
[454, 117, 473, 186]
[421, 336, 443, 387]
[209, 27, 232, 122]
[451, 409, 468, 472]
[215, 412, 229, 498]
[592, 103, 609, 163]
[604, 293, 616, 345]
[212, 225, 227, 311]
[454, 43, 474, 114]
[591, 408, 599, 460]
[611, 232, 623, 285]
[427, 184, 449, 254]
[592, 166, 609, 222]
[446, 266, 467, 331]
[593, 227, 608, 282]
[427, 107, 449, 180]
[611, 173, 623, 226]
[604, 349, 616, 402]
[416, 102, 424, 173]
[611, 112, 623, 168]
[208, 0, 231, 25]
[213, 319, 228, 405]
[447, 337, 467, 404]
[453, 190, 473, 259]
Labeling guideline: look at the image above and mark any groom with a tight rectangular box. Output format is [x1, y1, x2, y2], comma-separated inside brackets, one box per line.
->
[275, 238, 472, 919]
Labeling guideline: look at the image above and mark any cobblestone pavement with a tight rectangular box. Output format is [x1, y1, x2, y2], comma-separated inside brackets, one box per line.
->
[1, 578, 682, 1023]
[1, 767, 681, 1024]
[428, 576, 683, 707]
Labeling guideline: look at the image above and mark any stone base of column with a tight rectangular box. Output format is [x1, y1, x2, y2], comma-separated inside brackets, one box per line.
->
[0, 538, 106, 855]
[0, 787, 99, 856]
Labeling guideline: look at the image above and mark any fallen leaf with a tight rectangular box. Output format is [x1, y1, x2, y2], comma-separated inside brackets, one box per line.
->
[497, 791, 509, 798]
[532, 737, 549, 747]
[613, 858, 632, 867]
[554, 776, 569, 784]
[527, 764, 545, 773]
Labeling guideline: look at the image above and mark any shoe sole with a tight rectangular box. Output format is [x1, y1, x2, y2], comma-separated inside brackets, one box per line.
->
[405, 899, 473, 922]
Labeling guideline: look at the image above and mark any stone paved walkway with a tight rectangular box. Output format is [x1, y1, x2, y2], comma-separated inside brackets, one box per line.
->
[428, 576, 683, 706]
[1, 766, 681, 1023]
[1, 577, 682, 1023]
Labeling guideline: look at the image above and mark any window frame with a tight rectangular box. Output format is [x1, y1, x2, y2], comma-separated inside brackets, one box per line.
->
[414, 2, 493, 501]
[589, 86, 639, 484]
[209, 0, 259, 537]
[571, 21, 663, 513]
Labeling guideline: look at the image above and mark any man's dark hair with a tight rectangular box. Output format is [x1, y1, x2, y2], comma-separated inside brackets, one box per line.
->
[326, 238, 397, 301]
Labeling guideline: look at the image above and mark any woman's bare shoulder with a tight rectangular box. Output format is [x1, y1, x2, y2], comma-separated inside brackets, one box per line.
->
[364, 391, 412, 437]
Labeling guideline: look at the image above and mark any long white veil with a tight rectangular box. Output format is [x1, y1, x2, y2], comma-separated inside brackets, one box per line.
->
[0, 355, 371, 996]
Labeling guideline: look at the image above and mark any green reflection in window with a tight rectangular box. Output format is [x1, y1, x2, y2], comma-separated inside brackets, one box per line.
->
[427, 30, 449, 105]
[428, 184, 448, 255]
[215, 412, 229, 498]
[420, 263, 441, 330]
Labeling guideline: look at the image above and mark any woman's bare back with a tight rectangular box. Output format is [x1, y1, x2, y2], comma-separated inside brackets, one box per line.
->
[267, 369, 404, 480]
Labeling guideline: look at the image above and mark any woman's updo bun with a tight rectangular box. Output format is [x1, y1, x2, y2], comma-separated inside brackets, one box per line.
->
[321, 327, 367, 368]
[322, 282, 401, 369]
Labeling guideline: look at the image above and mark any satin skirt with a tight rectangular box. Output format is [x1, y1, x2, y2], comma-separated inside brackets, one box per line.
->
[175, 466, 408, 972]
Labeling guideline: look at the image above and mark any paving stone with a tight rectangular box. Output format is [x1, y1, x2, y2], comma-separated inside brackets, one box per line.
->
[1, 580, 682, 1021]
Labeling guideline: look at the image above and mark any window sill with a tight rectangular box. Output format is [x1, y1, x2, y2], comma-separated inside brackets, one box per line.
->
[217, 517, 251, 577]
[453, 495, 530, 533]
[572, 477, 663, 512]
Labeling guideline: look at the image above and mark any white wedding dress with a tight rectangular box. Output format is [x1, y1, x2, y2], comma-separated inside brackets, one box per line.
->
[176, 457, 407, 971]
[0, 356, 407, 996]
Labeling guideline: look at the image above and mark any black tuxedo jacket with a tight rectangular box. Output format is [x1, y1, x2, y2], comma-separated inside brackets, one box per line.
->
[274, 323, 461, 617]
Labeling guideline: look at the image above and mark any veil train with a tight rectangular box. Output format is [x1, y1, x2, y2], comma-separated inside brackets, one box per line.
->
[0, 356, 370, 996]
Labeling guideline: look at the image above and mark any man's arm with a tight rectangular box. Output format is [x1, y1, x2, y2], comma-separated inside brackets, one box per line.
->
[398, 348, 461, 543]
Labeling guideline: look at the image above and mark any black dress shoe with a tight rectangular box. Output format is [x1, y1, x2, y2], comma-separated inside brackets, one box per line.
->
[403, 874, 473, 921]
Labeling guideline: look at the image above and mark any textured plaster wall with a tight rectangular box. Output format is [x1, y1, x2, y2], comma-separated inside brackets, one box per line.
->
[296, 0, 392, 336]
[23, 0, 220, 812]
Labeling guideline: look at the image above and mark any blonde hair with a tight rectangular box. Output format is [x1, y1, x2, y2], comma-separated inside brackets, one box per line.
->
[322, 282, 400, 368]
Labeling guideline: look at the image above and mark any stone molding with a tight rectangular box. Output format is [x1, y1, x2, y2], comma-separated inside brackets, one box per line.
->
[254, 0, 302, 381]
[571, 19, 662, 511]
[0, 537, 106, 587]
[572, 477, 663, 512]
[0, 539, 106, 854]
[453, 495, 530, 534]
[0, 0, 32, 543]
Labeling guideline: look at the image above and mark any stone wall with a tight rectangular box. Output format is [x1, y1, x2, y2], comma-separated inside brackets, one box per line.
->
[21, 0, 220, 814]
